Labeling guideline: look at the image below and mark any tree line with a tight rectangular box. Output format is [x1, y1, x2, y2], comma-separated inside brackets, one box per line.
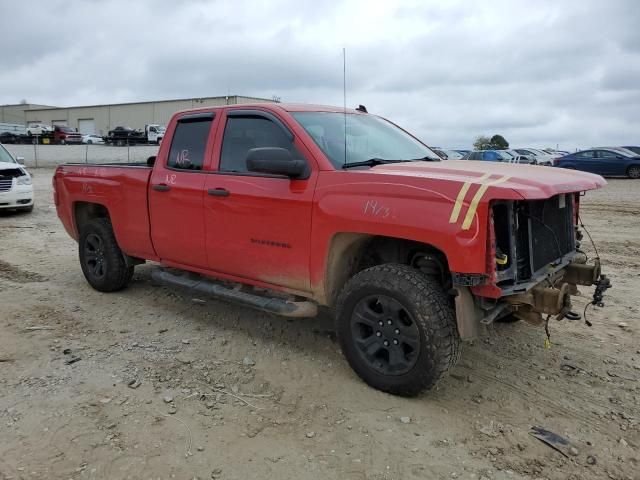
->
[473, 134, 509, 150]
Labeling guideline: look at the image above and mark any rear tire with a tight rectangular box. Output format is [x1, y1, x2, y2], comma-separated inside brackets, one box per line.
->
[628, 165, 640, 179]
[79, 218, 134, 292]
[336, 263, 461, 396]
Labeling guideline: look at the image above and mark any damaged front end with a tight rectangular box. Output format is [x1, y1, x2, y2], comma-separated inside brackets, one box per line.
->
[454, 193, 611, 339]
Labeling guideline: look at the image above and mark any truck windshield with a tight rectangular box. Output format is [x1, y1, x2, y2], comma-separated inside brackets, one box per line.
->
[0, 145, 16, 163]
[291, 112, 439, 168]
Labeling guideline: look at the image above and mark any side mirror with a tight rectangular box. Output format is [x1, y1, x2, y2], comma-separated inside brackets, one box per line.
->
[246, 147, 306, 178]
[16, 156, 25, 165]
[147, 156, 156, 167]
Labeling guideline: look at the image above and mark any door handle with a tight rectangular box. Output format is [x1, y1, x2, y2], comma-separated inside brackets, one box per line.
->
[152, 184, 171, 192]
[207, 188, 230, 197]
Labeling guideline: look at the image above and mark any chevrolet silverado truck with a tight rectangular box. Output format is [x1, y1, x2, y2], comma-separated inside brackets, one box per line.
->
[53, 103, 608, 396]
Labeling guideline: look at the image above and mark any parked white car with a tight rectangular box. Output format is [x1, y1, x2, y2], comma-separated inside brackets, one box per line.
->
[82, 134, 105, 145]
[25, 124, 52, 136]
[0, 144, 34, 212]
[513, 148, 557, 166]
[441, 149, 465, 160]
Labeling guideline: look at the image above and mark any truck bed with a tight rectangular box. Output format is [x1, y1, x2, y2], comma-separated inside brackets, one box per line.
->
[54, 163, 157, 261]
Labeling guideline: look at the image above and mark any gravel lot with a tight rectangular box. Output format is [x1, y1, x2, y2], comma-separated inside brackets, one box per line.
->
[0, 170, 638, 480]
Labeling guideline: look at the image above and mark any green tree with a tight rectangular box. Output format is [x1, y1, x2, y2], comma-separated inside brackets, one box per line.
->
[490, 134, 509, 149]
[473, 135, 492, 150]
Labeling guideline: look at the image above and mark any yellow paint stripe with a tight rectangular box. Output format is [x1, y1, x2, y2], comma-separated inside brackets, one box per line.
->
[449, 173, 492, 223]
[461, 175, 511, 230]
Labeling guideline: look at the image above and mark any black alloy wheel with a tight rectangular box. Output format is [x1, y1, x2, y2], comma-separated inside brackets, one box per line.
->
[336, 263, 461, 396]
[84, 233, 107, 280]
[350, 294, 420, 376]
[79, 218, 134, 292]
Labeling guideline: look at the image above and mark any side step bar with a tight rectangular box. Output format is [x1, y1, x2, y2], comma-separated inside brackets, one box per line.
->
[151, 268, 318, 318]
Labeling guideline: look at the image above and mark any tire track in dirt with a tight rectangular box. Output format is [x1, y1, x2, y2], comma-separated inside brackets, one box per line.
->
[0, 259, 48, 283]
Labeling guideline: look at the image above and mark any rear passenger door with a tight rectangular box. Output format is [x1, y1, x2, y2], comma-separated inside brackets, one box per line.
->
[203, 109, 317, 293]
[573, 150, 599, 173]
[595, 150, 620, 175]
[149, 113, 216, 268]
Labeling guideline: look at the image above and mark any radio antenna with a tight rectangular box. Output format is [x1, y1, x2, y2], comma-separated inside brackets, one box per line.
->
[343, 47, 347, 166]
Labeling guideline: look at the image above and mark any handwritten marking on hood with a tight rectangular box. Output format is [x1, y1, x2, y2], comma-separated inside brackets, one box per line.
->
[364, 199, 391, 219]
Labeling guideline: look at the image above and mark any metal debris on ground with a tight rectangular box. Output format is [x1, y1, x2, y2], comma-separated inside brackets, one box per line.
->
[529, 426, 578, 458]
[128, 379, 142, 389]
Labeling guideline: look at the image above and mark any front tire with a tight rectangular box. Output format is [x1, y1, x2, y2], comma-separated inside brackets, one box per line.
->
[336, 264, 461, 396]
[628, 165, 640, 179]
[79, 218, 134, 292]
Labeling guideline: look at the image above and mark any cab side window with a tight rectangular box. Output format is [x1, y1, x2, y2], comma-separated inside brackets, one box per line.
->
[167, 117, 213, 171]
[220, 116, 303, 173]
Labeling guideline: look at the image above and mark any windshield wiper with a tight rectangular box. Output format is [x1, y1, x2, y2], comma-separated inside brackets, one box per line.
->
[342, 158, 412, 169]
[405, 155, 440, 161]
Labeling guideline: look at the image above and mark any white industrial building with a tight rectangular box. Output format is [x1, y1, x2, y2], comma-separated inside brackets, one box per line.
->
[2, 95, 276, 135]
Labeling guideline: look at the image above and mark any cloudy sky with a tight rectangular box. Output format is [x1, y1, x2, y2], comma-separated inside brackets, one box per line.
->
[1, 0, 639, 149]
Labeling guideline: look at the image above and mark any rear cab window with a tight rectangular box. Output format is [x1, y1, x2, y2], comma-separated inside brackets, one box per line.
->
[167, 115, 214, 171]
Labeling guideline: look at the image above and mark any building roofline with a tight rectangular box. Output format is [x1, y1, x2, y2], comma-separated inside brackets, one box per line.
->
[22, 95, 276, 112]
[0, 103, 59, 108]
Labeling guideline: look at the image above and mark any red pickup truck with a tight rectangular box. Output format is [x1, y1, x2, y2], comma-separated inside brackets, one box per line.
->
[54, 103, 607, 396]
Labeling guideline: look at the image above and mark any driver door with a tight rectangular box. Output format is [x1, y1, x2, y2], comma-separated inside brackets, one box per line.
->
[203, 109, 317, 293]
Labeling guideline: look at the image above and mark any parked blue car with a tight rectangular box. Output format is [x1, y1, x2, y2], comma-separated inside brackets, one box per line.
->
[556, 148, 640, 178]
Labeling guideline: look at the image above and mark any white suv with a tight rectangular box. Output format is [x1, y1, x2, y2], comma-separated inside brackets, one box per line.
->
[0, 144, 34, 212]
[26, 124, 52, 136]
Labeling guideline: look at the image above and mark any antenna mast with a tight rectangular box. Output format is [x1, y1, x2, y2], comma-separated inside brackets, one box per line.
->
[343, 47, 347, 166]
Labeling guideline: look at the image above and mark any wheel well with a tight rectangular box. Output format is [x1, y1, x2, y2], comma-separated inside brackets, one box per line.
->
[74, 202, 110, 235]
[324, 233, 450, 307]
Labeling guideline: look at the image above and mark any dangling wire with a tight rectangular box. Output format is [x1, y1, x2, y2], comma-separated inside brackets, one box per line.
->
[544, 314, 551, 349]
[583, 302, 592, 327]
[578, 214, 599, 260]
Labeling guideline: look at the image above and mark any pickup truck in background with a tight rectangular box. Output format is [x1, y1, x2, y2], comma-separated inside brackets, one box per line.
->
[106, 126, 144, 146]
[105, 124, 165, 145]
[145, 124, 165, 144]
[53, 125, 82, 144]
[53, 103, 608, 396]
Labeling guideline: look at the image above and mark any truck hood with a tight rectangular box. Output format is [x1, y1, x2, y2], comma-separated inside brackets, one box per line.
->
[367, 160, 606, 199]
[0, 161, 24, 172]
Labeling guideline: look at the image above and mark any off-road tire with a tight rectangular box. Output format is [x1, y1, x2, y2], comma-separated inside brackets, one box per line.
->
[79, 218, 134, 292]
[628, 165, 640, 179]
[336, 263, 461, 396]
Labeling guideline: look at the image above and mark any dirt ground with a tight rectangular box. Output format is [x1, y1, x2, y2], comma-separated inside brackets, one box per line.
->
[1, 169, 638, 480]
